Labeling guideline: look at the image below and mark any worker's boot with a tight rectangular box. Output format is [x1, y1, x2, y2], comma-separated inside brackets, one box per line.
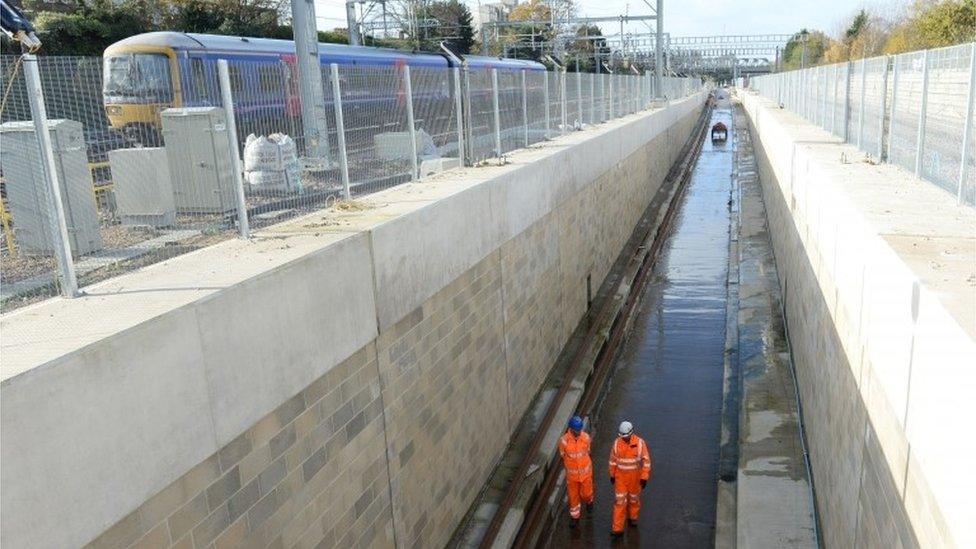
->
[611, 530, 623, 539]
[628, 518, 639, 528]
[585, 502, 594, 512]
[570, 517, 579, 529]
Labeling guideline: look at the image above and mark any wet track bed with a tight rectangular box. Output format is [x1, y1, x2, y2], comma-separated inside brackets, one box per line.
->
[545, 97, 735, 548]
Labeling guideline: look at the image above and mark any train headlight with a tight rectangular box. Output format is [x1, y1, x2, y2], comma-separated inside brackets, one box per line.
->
[106, 105, 123, 115]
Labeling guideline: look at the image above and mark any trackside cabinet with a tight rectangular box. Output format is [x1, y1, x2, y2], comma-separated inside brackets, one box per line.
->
[0, 119, 103, 256]
[161, 107, 237, 214]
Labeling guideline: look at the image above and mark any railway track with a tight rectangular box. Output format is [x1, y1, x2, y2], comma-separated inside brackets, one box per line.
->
[468, 93, 718, 549]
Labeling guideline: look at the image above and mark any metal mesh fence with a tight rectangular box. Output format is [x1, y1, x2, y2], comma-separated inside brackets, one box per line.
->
[466, 68, 496, 163]
[922, 45, 973, 200]
[889, 51, 926, 174]
[1, 56, 63, 306]
[747, 42, 976, 207]
[525, 70, 548, 143]
[860, 56, 888, 160]
[496, 69, 524, 154]
[1, 51, 699, 310]
[1, 55, 238, 309]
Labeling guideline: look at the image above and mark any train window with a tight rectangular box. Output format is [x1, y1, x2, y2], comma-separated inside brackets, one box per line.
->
[103, 53, 172, 102]
[228, 64, 245, 98]
[191, 58, 207, 99]
[258, 65, 281, 94]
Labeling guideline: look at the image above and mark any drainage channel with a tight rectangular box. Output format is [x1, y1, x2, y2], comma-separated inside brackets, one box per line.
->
[541, 93, 735, 548]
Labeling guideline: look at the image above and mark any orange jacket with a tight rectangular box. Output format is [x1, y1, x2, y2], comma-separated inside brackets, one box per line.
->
[608, 434, 651, 481]
[558, 430, 593, 480]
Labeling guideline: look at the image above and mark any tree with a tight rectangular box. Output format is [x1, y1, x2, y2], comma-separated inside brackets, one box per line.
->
[16, 0, 152, 55]
[884, 0, 975, 54]
[4, 0, 294, 55]
[420, 0, 475, 53]
[781, 29, 833, 70]
[565, 25, 604, 72]
[498, 0, 552, 59]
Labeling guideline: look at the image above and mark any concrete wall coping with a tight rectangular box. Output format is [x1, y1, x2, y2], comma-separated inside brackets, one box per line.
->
[0, 96, 698, 384]
[742, 92, 974, 339]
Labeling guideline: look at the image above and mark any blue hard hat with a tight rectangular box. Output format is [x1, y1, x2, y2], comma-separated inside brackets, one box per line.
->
[569, 415, 584, 431]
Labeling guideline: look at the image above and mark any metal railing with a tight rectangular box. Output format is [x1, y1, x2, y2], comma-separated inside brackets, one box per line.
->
[744, 42, 976, 207]
[0, 52, 700, 310]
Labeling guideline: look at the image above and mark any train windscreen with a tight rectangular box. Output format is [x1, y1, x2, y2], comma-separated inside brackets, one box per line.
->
[103, 53, 173, 103]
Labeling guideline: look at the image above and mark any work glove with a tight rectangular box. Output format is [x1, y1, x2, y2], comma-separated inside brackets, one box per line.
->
[640, 479, 647, 489]
[609, 477, 615, 486]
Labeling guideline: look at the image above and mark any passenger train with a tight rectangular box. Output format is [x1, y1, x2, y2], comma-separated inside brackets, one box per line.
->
[102, 31, 546, 140]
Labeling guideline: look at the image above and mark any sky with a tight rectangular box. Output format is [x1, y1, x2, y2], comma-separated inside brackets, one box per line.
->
[312, 0, 907, 40]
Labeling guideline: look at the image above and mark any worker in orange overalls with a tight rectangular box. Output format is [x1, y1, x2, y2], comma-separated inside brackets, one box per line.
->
[608, 420, 652, 537]
[558, 415, 593, 528]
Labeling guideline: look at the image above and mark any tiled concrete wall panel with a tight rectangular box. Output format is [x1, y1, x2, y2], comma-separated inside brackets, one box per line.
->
[377, 252, 510, 548]
[84, 344, 395, 549]
[499, 113, 697, 428]
[742, 92, 973, 547]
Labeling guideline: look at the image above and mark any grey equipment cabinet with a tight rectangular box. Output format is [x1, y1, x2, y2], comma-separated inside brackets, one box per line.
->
[108, 147, 176, 227]
[161, 107, 237, 214]
[0, 118, 103, 256]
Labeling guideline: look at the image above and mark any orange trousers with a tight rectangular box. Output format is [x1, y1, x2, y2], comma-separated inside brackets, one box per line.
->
[611, 474, 642, 532]
[566, 475, 594, 519]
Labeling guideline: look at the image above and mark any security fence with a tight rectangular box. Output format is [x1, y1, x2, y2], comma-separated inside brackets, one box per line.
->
[0, 52, 700, 310]
[744, 42, 976, 207]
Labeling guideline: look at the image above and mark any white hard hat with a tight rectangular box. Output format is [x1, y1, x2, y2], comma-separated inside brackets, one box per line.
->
[618, 421, 633, 436]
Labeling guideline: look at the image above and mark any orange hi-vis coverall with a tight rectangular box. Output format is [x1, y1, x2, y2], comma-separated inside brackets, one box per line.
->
[608, 434, 652, 532]
[558, 429, 594, 519]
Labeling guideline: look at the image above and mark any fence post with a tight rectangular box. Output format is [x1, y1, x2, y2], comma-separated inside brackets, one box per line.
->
[843, 62, 853, 142]
[887, 57, 900, 162]
[23, 54, 78, 297]
[577, 71, 583, 127]
[601, 74, 606, 122]
[822, 66, 830, 128]
[544, 70, 550, 138]
[217, 60, 251, 237]
[914, 49, 930, 178]
[589, 73, 595, 124]
[609, 75, 614, 119]
[492, 68, 502, 156]
[831, 64, 839, 134]
[958, 43, 976, 203]
[857, 58, 867, 148]
[877, 57, 890, 161]
[328, 64, 352, 199]
[453, 67, 465, 166]
[560, 69, 567, 134]
[403, 65, 419, 179]
[521, 69, 529, 147]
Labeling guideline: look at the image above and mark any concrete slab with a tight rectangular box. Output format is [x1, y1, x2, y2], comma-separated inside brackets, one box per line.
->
[732, 99, 818, 548]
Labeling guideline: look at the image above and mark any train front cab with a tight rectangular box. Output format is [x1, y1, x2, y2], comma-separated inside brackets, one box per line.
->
[102, 43, 183, 144]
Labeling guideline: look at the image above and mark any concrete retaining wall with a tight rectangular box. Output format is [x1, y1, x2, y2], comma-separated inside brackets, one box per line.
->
[1, 93, 705, 549]
[739, 91, 976, 548]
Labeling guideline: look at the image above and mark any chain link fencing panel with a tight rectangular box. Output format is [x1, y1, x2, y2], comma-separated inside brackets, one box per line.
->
[1, 55, 240, 310]
[921, 44, 974, 200]
[466, 68, 496, 163]
[0, 56, 64, 307]
[0, 52, 701, 311]
[889, 51, 927, 174]
[749, 43, 975, 207]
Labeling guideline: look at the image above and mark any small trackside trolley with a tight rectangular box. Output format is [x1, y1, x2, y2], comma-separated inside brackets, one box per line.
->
[711, 121, 728, 143]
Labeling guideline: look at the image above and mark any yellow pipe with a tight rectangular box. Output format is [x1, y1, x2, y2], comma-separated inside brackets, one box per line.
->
[0, 180, 16, 257]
